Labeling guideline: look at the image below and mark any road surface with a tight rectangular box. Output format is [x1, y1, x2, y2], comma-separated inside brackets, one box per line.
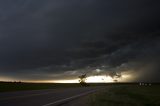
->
[0, 87, 103, 106]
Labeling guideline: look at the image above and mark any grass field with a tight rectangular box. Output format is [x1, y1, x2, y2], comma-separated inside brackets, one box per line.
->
[90, 85, 160, 106]
[0, 82, 83, 92]
[1, 82, 160, 106]
[0, 82, 109, 92]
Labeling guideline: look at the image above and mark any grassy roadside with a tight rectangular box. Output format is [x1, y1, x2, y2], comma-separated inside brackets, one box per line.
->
[89, 85, 160, 106]
[0, 82, 82, 92]
[0, 82, 110, 92]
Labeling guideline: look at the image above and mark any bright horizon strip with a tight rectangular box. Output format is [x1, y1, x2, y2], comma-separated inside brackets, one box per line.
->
[0, 73, 132, 83]
[86, 75, 113, 83]
[52, 79, 79, 83]
[52, 73, 133, 83]
[52, 76, 114, 83]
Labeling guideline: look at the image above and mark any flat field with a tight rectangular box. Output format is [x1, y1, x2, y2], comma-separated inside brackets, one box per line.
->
[0, 82, 82, 92]
[0, 82, 108, 92]
[90, 85, 160, 106]
[1, 82, 160, 106]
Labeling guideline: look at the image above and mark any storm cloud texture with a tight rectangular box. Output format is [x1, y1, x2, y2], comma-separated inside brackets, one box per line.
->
[0, 0, 160, 82]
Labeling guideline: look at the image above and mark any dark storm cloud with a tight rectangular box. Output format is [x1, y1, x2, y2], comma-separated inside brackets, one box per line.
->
[0, 0, 160, 82]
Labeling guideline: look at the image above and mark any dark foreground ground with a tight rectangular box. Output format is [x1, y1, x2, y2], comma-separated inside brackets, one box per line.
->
[89, 85, 160, 106]
[0, 82, 160, 106]
[0, 86, 103, 106]
[0, 82, 110, 92]
[0, 82, 82, 92]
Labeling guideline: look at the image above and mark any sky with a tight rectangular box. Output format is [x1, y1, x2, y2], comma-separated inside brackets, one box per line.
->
[0, 0, 160, 83]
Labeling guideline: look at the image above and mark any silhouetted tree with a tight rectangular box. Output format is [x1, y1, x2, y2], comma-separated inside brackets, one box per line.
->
[78, 74, 88, 86]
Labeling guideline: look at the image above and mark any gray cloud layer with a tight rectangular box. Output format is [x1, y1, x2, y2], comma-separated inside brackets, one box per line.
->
[0, 0, 160, 82]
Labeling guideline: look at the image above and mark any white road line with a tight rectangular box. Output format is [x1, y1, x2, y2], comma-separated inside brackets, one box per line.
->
[42, 90, 97, 106]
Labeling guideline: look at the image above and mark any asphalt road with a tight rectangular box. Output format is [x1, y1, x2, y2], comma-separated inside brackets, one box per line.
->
[0, 87, 103, 106]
